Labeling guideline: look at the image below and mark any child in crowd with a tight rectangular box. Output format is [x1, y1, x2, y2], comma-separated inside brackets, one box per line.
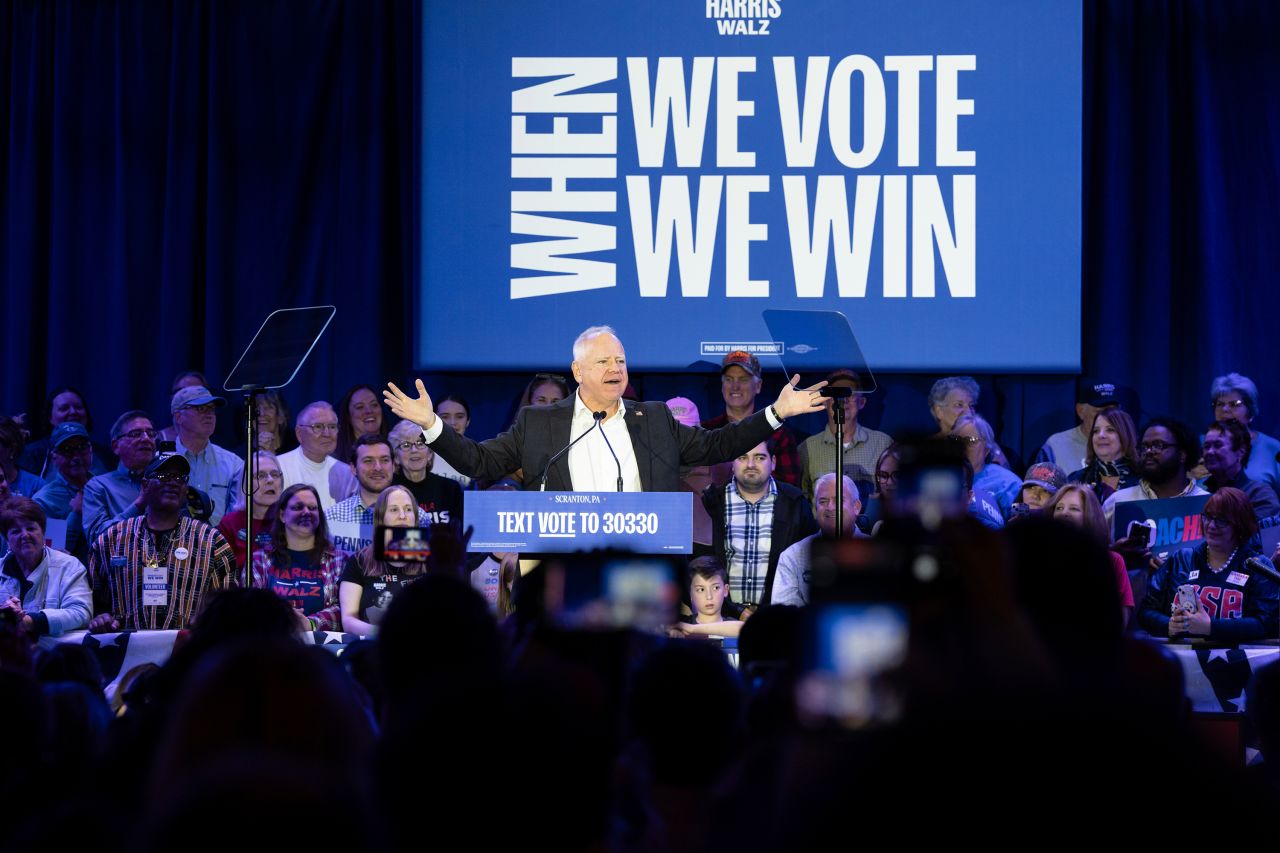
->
[670, 556, 742, 639]
[1016, 462, 1068, 511]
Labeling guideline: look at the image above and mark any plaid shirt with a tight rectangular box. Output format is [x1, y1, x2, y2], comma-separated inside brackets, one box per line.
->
[249, 545, 344, 631]
[798, 425, 894, 501]
[325, 495, 431, 526]
[88, 516, 234, 630]
[722, 478, 777, 605]
[700, 414, 803, 487]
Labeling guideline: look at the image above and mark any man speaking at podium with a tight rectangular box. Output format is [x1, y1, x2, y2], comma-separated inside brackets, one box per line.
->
[384, 326, 828, 492]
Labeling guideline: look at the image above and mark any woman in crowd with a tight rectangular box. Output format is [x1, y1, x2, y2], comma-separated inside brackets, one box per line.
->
[339, 485, 424, 636]
[218, 451, 284, 568]
[1211, 372, 1280, 492]
[247, 391, 291, 454]
[951, 414, 1021, 519]
[928, 376, 979, 437]
[0, 417, 45, 499]
[1045, 483, 1135, 628]
[862, 444, 900, 532]
[1139, 487, 1280, 641]
[390, 419, 464, 528]
[331, 384, 386, 502]
[248, 483, 342, 632]
[0, 497, 92, 636]
[430, 394, 474, 488]
[518, 373, 569, 411]
[17, 387, 112, 480]
[1067, 408, 1140, 504]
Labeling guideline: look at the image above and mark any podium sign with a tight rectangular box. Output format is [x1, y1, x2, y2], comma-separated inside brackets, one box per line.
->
[466, 491, 693, 554]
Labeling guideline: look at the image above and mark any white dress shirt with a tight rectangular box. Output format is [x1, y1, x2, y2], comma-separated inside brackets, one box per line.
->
[566, 392, 642, 492]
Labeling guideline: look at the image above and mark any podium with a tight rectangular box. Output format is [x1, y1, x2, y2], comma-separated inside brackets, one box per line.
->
[465, 491, 693, 554]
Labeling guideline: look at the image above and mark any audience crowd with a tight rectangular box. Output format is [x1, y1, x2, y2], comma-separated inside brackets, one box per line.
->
[3, 361, 1280, 846]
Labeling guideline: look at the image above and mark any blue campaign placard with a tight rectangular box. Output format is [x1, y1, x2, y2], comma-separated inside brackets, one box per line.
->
[465, 490, 694, 554]
[419, 0, 1081, 372]
[1112, 495, 1210, 555]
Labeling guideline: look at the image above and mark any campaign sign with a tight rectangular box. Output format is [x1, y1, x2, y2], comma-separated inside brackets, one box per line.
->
[466, 490, 694, 554]
[328, 521, 373, 558]
[1113, 495, 1210, 555]
[419, 0, 1081, 372]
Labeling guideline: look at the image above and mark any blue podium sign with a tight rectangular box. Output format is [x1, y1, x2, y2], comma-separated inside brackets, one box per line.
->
[466, 491, 694, 554]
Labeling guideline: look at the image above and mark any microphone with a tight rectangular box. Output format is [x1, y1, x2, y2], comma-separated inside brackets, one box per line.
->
[537, 412, 603, 491]
[595, 411, 624, 491]
[1244, 556, 1280, 585]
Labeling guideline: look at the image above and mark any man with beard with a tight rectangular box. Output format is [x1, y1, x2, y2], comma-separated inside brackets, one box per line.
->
[701, 441, 816, 609]
[1102, 418, 1208, 529]
[770, 473, 865, 607]
[325, 434, 431, 529]
[87, 454, 235, 631]
[1199, 418, 1280, 521]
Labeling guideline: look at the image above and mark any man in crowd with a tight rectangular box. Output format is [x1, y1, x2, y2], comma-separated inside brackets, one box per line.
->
[81, 410, 158, 544]
[1210, 372, 1280, 492]
[1200, 419, 1280, 521]
[770, 474, 863, 606]
[1033, 378, 1126, 472]
[87, 454, 235, 632]
[701, 441, 817, 609]
[325, 434, 431, 527]
[1103, 417, 1208, 527]
[277, 401, 342, 509]
[700, 350, 803, 487]
[32, 423, 97, 557]
[170, 386, 243, 525]
[798, 369, 893, 503]
[384, 325, 826, 492]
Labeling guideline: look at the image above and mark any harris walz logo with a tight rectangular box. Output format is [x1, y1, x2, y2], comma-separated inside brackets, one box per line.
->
[706, 0, 782, 35]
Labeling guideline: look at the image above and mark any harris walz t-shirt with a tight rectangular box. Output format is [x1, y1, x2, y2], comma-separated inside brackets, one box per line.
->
[266, 549, 327, 616]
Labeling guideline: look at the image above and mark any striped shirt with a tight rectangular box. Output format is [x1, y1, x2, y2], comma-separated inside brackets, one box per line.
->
[88, 516, 234, 630]
[723, 479, 776, 605]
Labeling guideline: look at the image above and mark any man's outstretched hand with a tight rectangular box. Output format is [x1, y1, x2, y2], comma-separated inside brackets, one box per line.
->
[384, 379, 437, 431]
[772, 374, 830, 419]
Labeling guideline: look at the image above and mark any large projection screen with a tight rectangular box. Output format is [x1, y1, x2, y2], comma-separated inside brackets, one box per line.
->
[418, 0, 1081, 373]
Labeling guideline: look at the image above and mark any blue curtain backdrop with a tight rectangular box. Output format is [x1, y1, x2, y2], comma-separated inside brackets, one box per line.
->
[2, 1, 1279, 461]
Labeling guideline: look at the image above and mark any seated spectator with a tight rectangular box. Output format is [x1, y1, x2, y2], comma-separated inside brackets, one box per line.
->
[1102, 417, 1208, 528]
[428, 394, 474, 489]
[169, 386, 244, 525]
[81, 410, 157, 545]
[87, 454, 234, 632]
[771, 474, 865, 606]
[1139, 487, 1279, 641]
[798, 369, 892, 502]
[329, 384, 386, 503]
[17, 387, 112, 480]
[325, 434, 432, 529]
[928, 376, 978, 437]
[33, 423, 96, 558]
[217, 450, 284, 568]
[704, 351, 804, 488]
[276, 401, 341, 509]
[249, 484, 342, 632]
[1210, 371, 1280, 493]
[702, 441, 816, 609]
[965, 457, 1006, 530]
[0, 416, 46, 499]
[157, 370, 208, 444]
[1017, 462, 1067, 512]
[1199, 418, 1280, 521]
[1066, 408, 1140, 505]
[1032, 378, 1127, 472]
[667, 396, 714, 548]
[670, 556, 742, 639]
[517, 373, 569, 411]
[389, 420, 463, 529]
[1044, 484, 1135, 628]
[860, 443, 900, 532]
[339, 485, 425, 636]
[951, 414, 1021, 519]
[0, 497, 92, 636]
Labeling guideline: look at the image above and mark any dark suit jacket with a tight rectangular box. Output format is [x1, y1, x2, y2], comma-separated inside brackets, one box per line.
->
[701, 480, 818, 606]
[428, 396, 777, 492]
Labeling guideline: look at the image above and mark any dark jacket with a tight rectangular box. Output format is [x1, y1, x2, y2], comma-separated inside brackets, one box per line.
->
[701, 480, 818, 606]
[1138, 542, 1280, 642]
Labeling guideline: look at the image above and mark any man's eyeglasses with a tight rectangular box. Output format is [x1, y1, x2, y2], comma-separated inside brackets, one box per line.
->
[254, 470, 284, 482]
[182, 403, 217, 415]
[1201, 514, 1232, 529]
[55, 441, 92, 456]
[1138, 440, 1175, 454]
[395, 438, 428, 451]
[146, 472, 189, 485]
[949, 434, 982, 446]
[119, 428, 159, 441]
[300, 423, 340, 435]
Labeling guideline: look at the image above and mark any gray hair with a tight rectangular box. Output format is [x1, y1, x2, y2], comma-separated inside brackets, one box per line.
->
[110, 409, 152, 440]
[814, 473, 860, 506]
[572, 325, 619, 363]
[952, 413, 997, 461]
[296, 401, 336, 425]
[928, 376, 980, 411]
[388, 419, 425, 446]
[1210, 372, 1259, 419]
